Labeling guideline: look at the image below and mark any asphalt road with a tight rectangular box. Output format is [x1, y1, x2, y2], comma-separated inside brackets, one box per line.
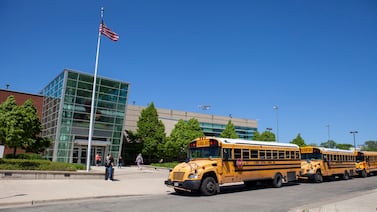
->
[2, 176, 377, 212]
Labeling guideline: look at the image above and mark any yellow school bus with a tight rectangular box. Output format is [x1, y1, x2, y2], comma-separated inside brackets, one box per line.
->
[300, 146, 355, 182]
[164, 137, 301, 195]
[355, 150, 377, 177]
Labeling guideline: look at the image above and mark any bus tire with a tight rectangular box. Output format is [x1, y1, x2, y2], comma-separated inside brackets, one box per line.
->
[342, 171, 349, 180]
[361, 169, 367, 178]
[314, 171, 323, 183]
[272, 173, 283, 188]
[200, 177, 218, 196]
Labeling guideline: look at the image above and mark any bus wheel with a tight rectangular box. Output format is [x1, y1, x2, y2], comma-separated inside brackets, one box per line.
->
[342, 171, 349, 180]
[361, 170, 367, 178]
[314, 171, 323, 183]
[272, 173, 283, 188]
[200, 177, 218, 196]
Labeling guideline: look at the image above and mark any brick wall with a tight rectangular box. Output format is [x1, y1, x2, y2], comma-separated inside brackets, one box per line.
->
[0, 89, 44, 156]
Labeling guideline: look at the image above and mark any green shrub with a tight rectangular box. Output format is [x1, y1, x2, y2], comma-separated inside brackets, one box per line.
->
[5, 154, 16, 159]
[150, 161, 179, 169]
[5, 153, 44, 160]
[17, 153, 44, 160]
[0, 159, 86, 171]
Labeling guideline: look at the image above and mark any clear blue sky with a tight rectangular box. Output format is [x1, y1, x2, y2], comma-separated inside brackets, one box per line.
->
[1, 0, 376, 146]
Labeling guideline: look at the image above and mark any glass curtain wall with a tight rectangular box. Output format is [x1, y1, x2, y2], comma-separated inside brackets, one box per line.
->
[41, 69, 129, 164]
[41, 71, 65, 160]
[199, 122, 256, 140]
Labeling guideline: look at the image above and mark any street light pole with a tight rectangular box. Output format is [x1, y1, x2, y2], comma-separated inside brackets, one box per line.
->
[350, 131, 358, 150]
[273, 105, 279, 142]
[326, 124, 330, 143]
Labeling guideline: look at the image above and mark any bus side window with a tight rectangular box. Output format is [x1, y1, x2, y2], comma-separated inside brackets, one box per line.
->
[290, 151, 295, 159]
[260, 150, 266, 159]
[234, 149, 241, 159]
[286, 151, 290, 159]
[279, 150, 284, 159]
[251, 149, 258, 159]
[273, 150, 278, 159]
[295, 151, 300, 159]
[266, 150, 272, 159]
[223, 148, 231, 160]
[242, 149, 250, 159]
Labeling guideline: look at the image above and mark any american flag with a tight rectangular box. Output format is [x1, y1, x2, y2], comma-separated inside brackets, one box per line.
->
[100, 22, 119, 41]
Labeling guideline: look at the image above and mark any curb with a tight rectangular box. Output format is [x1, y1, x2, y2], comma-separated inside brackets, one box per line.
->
[0, 170, 104, 180]
[0, 194, 147, 209]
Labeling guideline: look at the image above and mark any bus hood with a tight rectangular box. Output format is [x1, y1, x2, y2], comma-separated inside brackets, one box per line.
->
[301, 160, 321, 170]
[172, 160, 217, 172]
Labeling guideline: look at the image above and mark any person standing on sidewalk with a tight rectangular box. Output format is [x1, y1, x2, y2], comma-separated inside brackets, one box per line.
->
[95, 153, 101, 166]
[135, 153, 143, 170]
[118, 156, 123, 168]
[105, 154, 114, 181]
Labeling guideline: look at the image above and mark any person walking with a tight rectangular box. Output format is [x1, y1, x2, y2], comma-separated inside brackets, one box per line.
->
[95, 153, 101, 167]
[135, 153, 143, 170]
[118, 156, 123, 168]
[105, 154, 114, 181]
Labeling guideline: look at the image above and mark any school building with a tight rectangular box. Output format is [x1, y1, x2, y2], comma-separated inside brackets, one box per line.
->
[0, 69, 258, 165]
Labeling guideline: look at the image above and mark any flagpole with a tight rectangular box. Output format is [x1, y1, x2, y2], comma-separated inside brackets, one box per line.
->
[86, 7, 104, 172]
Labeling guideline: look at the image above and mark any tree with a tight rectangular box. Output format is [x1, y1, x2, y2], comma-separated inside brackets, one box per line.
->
[252, 131, 261, 140]
[259, 131, 276, 142]
[220, 120, 239, 139]
[290, 133, 306, 147]
[20, 99, 45, 150]
[0, 96, 30, 156]
[164, 120, 186, 161]
[320, 140, 336, 148]
[307, 143, 318, 147]
[136, 102, 166, 162]
[165, 118, 204, 161]
[185, 118, 205, 144]
[361, 140, 377, 151]
[25, 137, 51, 153]
[0, 97, 48, 157]
[252, 130, 276, 141]
[336, 143, 353, 150]
[0, 96, 18, 145]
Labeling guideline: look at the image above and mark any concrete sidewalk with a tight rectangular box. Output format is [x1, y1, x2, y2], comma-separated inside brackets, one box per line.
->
[0, 166, 174, 209]
[1, 166, 377, 211]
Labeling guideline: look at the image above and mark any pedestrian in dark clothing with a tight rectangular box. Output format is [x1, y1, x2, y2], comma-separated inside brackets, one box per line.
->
[105, 154, 114, 181]
[118, 156, 123, 168]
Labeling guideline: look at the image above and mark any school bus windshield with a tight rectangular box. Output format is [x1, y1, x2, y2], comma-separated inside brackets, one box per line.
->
[356, 155, 364, 162]
[301, 153, 322, 160]
[189, 147, 221, 159]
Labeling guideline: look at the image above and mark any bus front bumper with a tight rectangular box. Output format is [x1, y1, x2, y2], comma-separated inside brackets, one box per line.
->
[164, 179, 201, 192]
[300, 170, 316, 178]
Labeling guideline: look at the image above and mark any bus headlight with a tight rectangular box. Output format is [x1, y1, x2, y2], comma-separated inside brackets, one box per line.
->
[188, 173, 199, 179]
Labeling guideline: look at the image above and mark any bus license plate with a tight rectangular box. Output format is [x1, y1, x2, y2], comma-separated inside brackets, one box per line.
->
[174, 182, 179, 186]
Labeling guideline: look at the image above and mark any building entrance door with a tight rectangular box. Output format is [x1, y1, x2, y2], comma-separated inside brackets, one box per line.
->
[72, 145, 106, 165]
[72, 146, 86, 164]
[92, 146, 105, 166]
